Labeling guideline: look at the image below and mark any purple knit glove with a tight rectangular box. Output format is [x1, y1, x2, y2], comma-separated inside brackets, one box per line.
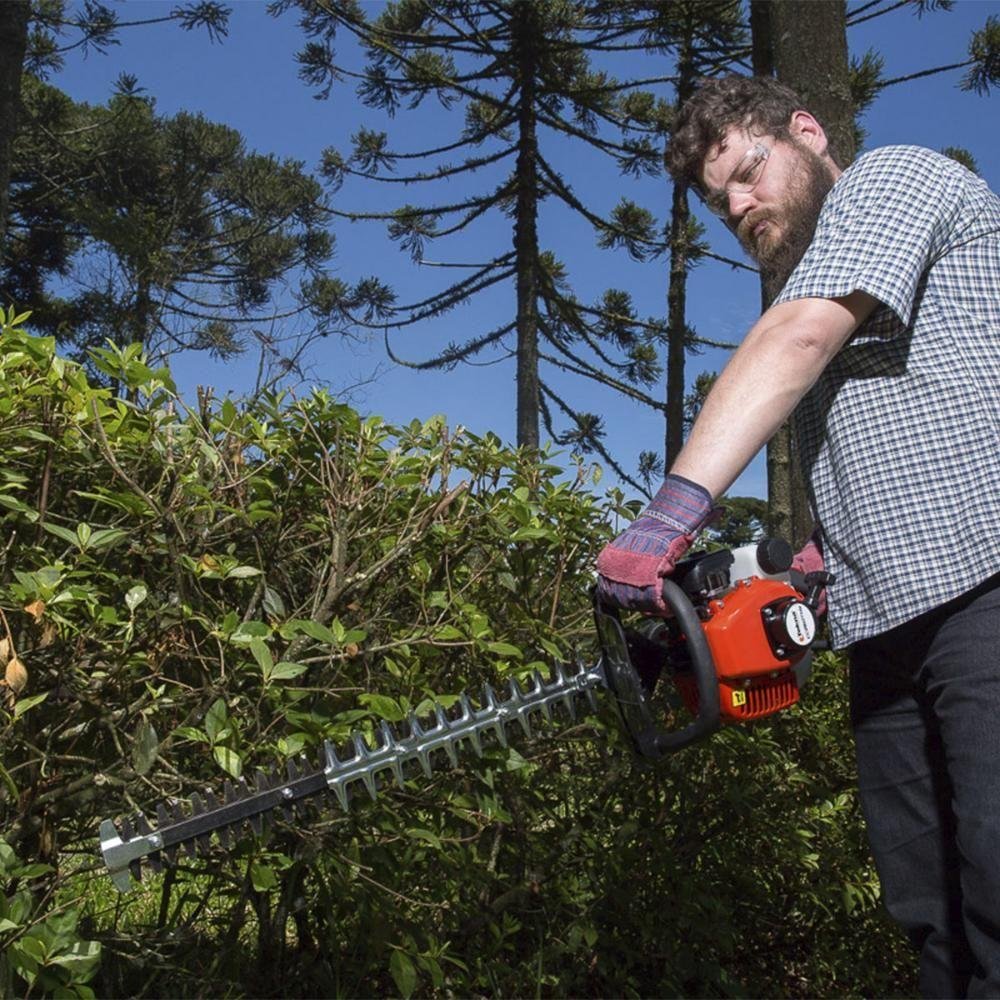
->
[596, 474, 715, 613]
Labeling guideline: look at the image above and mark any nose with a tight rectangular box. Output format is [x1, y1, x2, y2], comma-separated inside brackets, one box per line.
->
[727, 189, 756, 220]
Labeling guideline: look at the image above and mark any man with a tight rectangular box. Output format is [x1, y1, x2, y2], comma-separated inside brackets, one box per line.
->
[595, 74, 1000, 998]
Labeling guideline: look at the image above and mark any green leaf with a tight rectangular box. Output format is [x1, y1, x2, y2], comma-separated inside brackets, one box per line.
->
[250, 862, 278, 892]
[204, 699, 228, 742]
[0, 759, 17, 799]
[427, 590, 449, 609]
[487, 641, 523, 658]
[13, 693, 47, 719]
[88, 527, 127, 550]
[406, 828, 442, 849]
[277, 733, 308, 757]
[213, 745, 243, 778]
[231, 621, 271, 641]
[131, 719, 159, 776]
[8, 945, 38, 982]
[227, 565, 262, 579]
[125, 585, 147, 612]
[48, 939, 101, 976]
[262, 586, 285, 619]
[390, 949, 418, 1000]
[174, 725, 208, 744]
[538, 638, 563, 660]
[14, 863, 53, 879]
[76, 523, 92, 548]
[283, 619, 338, 644]
[16, 933, 46, 962]
[73, 489, 151, 516]
[268, 661, 307, 681]
[0, 494, 38, 520]
[420, 954, 445, 989]
[19, 428, 56, 444]
[219, 611, 239, 635]
[42, 523, 79, 546]
[360, 693, 404, 722]
[249, 638, 274, 676]
[510, 526, 553, 542]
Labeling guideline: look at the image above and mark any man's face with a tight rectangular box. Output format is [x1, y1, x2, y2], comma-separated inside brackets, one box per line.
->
[700, 126, 838, 288]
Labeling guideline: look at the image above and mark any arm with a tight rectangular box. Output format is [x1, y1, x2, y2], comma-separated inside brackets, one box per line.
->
[596, 289, 878, 613]
[672, 290, 878, 498]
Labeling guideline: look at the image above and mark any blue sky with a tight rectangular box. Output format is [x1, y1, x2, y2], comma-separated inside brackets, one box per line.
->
[52, 0, 1000, 501]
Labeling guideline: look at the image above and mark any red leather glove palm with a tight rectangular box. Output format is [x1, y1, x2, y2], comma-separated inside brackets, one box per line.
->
[596, 475, 715, 613]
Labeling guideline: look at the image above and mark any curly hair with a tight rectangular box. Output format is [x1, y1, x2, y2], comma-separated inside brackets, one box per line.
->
[666, 75, 815, 189]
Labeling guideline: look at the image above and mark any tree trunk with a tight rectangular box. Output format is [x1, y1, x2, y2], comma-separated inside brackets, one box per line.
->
[749, 0, 775, 78]
[664, 34, 697, 469]
[752, 0, 854, 547]
[0, 1, 31, 252]
[769, 0, 856, 168]
[512, 1, 541, 450]
[665, 179, 690, 468]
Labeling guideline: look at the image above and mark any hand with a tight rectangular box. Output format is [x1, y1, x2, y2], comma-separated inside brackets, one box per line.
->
[790, 531, 828, 616]
[596, 475, 715, 613]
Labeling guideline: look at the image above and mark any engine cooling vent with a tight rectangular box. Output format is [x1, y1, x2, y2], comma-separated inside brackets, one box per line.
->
[672, 671, 800, 723]
[729, 674, 800, 721]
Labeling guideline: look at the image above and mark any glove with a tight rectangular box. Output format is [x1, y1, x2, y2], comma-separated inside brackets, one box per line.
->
[790, 530, 827, 616]
[596, 474, 715, 613]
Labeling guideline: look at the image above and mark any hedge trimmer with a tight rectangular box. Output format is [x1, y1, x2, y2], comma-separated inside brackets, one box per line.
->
[99, 539, 829, 892]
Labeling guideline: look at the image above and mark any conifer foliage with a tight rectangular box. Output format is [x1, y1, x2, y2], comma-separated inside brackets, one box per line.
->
[4, 79, 337, 371]
[273, 0, 717, 484]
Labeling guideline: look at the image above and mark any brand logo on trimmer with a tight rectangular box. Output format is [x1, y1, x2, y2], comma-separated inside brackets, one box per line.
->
[784, 602, 816, 647]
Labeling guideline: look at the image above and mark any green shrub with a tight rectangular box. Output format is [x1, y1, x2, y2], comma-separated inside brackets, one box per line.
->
[0, 312, 913, 997]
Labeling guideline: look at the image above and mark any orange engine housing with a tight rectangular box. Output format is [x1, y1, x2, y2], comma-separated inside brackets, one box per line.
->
[674, 576, 806, 723]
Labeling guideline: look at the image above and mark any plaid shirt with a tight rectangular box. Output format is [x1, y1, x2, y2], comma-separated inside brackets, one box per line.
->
[774, 145, 1000, 648]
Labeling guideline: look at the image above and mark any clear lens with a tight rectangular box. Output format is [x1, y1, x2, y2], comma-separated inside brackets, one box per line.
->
[704, 143, 769, 218]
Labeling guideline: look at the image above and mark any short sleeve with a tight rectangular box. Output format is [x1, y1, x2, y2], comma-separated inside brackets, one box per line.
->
[774, 146, 966, 327]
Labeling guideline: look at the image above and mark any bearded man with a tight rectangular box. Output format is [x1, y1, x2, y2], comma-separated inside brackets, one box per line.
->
[595, 74, 1000, 998]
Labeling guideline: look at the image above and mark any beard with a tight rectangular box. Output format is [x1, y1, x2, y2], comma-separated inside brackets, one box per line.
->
[737, 144, 836, 293]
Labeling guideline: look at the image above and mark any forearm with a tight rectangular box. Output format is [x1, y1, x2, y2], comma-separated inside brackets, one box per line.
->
[671, 294, 873, 498]
[671, 320, 821, 496]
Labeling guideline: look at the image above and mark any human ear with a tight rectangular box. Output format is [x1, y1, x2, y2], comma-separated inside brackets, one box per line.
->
[788, 110, 828, 155]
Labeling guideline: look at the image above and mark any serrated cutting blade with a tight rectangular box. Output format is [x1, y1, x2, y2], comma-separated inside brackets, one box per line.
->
[99, 660, 607, 892]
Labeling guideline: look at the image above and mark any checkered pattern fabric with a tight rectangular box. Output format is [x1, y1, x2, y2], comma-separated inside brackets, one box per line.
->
[774, 145, 1000, 648]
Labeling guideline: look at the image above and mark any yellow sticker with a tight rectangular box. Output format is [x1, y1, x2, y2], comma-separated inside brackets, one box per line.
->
[732, 690, 747, 707]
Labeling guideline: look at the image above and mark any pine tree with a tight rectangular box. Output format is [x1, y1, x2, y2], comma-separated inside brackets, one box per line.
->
[5, 79, 337, 372]
[0, 2, 31, 247]
[272, 0, 722, 484]
[0, 1, 230, 249]
[631, 0, 749, 470]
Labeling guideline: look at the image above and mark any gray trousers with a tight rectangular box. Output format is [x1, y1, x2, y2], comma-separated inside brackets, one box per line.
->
[850, 574, 1000, 999]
